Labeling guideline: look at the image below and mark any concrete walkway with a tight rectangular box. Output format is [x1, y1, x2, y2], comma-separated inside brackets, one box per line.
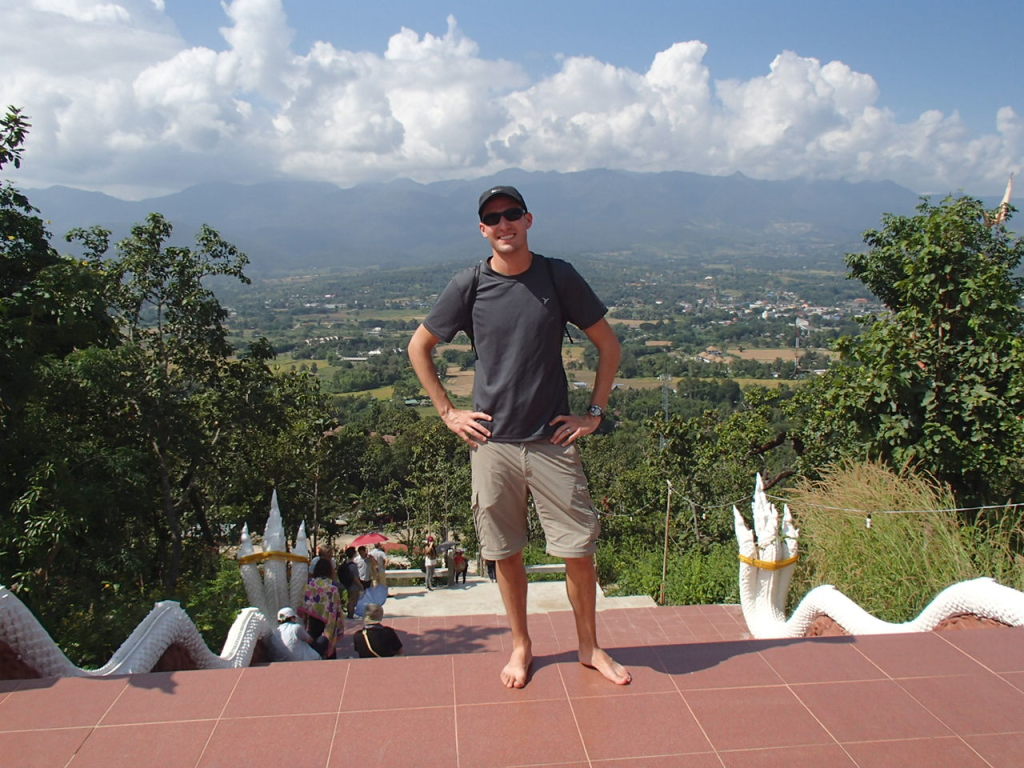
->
[381, 573, 656, 618]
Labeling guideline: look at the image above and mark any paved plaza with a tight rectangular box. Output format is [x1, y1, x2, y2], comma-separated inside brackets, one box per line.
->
[2, 574, 1023, 767]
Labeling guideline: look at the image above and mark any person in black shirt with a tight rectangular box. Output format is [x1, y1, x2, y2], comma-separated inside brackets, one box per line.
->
[353, 603, 403, 658]
[408, 185, 630, 689]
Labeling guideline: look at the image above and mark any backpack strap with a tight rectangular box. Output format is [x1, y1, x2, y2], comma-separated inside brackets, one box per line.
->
[361, 628, 383, 657]
[463, 260, 483, 355]
[542, 255, 574, 345]
[465, 255, 572, 357]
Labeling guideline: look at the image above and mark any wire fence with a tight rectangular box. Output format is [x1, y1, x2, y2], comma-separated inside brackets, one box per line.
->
[596, 474, 1024, 521]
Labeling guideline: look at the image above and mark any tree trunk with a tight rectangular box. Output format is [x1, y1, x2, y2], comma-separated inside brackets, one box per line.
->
[189, 484, 215, 546]
[153, 439, 183, 593]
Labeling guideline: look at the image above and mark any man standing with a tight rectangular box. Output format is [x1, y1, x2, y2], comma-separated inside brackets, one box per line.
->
[355, 545, 372, 590]
[342, 547, 363, 619]
[408, 185, 630, 688]
[369, 542, 388, 587]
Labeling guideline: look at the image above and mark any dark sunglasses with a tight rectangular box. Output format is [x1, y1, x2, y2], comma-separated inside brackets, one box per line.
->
[480, 207, 527, 226]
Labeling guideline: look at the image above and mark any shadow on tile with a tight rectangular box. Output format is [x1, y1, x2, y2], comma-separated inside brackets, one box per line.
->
[404, 623, 510, 656]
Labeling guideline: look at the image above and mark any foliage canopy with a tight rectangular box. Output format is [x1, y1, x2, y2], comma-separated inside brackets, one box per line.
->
[819, 196, 1024, 504]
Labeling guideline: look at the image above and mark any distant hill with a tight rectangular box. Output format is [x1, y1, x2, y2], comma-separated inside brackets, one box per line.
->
[28, 169, 922, 275]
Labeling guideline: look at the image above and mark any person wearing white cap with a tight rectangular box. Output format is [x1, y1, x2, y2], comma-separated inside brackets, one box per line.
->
[270, 606, 321, 662]
[408, 185, 630, 689]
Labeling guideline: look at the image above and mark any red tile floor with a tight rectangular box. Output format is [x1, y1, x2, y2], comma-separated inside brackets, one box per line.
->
[2, 604, 1023, 767]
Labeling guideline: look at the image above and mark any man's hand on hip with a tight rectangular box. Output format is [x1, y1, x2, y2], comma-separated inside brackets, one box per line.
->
[443, 408, 493, 447]
[549, 413, 601, 446]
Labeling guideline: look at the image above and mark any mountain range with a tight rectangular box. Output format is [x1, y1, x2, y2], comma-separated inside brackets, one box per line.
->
[26, 169, 924, 276]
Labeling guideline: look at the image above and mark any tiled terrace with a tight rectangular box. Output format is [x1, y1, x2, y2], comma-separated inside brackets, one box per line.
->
[2, 604, 1023, 767]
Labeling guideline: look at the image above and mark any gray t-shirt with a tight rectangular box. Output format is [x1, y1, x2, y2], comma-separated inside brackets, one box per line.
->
[424, 254, 606, 441]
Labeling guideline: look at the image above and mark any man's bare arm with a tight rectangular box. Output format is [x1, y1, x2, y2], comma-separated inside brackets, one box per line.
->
[550, 317, 621, 445]
[407, 323, 492, 446]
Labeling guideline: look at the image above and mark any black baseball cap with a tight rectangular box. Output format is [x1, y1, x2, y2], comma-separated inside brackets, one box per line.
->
[478, 185, 527, 217]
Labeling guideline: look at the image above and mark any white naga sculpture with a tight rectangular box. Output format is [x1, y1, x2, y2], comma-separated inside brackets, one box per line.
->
[237, 490, 310, 619]
[0, 490, 309, 678]
[735, 474, 1024, 638]
[0, 588, 268, 678]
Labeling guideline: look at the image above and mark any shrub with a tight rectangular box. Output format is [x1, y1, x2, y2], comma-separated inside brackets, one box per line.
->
[784, 460, 1024, 622]
[598, 540, 739, 605]
[178, 554, 249, 650]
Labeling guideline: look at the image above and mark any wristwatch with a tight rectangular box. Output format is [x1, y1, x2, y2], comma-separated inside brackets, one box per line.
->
[587, 404, 605, 419]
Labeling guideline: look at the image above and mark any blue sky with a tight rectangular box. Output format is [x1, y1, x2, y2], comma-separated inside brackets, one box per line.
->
[2, 0, 1020, 198]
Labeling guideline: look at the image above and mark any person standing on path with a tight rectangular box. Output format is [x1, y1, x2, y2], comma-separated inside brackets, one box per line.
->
[453, 548, 468, 584]
[355, 545, 372, 590]
[369, 542, 388, 587]
[445, 547, 457, 588]
[408, 185, 631, 689]
[423, 536, 437, 591]
[342, 547, 363, 619]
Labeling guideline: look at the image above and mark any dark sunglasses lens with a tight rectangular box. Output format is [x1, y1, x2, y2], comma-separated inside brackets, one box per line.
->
[481, 208, 525, 226]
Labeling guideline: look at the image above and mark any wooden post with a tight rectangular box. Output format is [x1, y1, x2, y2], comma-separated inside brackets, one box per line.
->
[660, 480, 672, 605]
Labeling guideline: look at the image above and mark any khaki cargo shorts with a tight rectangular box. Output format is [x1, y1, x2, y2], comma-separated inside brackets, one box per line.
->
[470, 440, 600, 560]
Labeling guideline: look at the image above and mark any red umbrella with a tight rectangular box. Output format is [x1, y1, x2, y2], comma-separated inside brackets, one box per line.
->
[351, 532, 389, 547]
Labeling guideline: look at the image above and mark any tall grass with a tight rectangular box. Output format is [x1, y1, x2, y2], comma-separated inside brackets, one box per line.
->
[784, 460, 1024, 623]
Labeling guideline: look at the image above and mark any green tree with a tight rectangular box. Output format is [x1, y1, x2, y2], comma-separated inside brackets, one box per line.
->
[71, 215, 252, 590]
[1, 108, 115, 597]
[398, 418, 472, 539]
[391, 373, 423, 402]
[817, 196, 1024, 504]
[0, 110, 374, 665]
[0, 107, 112, 434]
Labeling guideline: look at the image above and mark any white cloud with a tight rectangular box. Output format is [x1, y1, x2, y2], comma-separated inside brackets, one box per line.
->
[217, 0, 294, 97]
[1, 0, 1019, 198]
[31, 0, 131, 24]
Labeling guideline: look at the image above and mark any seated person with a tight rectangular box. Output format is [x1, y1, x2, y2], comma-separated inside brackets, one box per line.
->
[270, 606, 321, 662]
[301, 558, 343, 658]
[352, 603, 403, 658]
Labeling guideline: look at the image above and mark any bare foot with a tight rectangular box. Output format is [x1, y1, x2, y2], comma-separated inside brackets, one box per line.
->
[500, 645, 533, 688]
[580, 647, 631, 685]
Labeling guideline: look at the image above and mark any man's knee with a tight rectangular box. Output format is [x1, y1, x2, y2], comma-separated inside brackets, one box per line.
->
[494, 552, 528, 581]
[564, 555, 597, 577]
[495, 551, 525, 566]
